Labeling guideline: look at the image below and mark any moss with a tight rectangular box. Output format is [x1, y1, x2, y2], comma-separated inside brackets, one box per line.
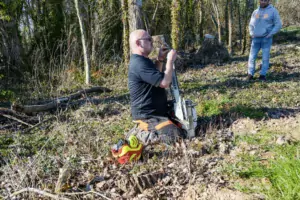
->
[171, 0, 181, 50]
[121, 0, 130, 65]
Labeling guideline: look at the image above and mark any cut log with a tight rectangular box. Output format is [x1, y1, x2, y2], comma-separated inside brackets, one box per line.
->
[150, 35, 189, 71]
[12, 87, 112, 114]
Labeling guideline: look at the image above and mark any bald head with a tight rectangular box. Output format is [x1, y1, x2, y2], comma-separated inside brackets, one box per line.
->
[129, 29, 153, 56]
[130, 30, 146, 50]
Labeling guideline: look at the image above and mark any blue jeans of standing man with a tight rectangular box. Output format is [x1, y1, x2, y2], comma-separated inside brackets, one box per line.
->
[248, 37, 273, 76]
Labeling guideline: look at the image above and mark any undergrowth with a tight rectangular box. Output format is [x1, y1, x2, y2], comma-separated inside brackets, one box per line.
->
[1, 28, 300, 199]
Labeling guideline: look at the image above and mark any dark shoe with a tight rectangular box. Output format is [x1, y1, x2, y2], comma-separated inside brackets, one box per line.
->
[259, 75, 266, 81]
[246, 74, 253, 81]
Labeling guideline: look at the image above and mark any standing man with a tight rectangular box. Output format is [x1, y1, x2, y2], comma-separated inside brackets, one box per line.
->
[246, 0, 282, 81]
[127, 29, 185, 145]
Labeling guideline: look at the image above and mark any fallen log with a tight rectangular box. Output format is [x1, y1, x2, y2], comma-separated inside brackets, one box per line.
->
[0, 107, 20, 116]
[11, 86, 112, 114]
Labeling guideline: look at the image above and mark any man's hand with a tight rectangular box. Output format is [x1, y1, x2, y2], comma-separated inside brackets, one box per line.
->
[159, 49, 177, 88]
[167, 50, 177, 63]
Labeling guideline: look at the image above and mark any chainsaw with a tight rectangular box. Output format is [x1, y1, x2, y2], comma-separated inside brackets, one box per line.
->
[158, 42, 198, 139]
[170, 62, 197, 139]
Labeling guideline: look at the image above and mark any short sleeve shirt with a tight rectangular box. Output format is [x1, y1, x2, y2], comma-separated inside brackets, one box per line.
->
[128, 54, 168, 120]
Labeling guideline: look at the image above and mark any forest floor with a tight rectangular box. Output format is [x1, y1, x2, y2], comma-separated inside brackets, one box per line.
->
[1, 28, 300, 199]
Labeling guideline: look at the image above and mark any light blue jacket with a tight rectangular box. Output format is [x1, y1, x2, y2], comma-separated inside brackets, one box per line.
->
[249, 4, 282, 38]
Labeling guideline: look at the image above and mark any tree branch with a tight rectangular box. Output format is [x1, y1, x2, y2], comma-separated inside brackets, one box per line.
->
[12, 87, 112, 114]
[6, 188, 71, 200]
[62, 191, 111, 200]
[1, 114, 34, 127]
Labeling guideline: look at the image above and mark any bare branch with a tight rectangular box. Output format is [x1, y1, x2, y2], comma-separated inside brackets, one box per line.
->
[151, 2, 159, 22]
[61, 191, 111, 200]
[6, 188, 71, 200]
[12, 87, 112, 114]
[1, 114, 34, 127]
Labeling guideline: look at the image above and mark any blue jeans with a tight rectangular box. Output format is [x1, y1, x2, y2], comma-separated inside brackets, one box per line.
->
[248, 37, 273, 76]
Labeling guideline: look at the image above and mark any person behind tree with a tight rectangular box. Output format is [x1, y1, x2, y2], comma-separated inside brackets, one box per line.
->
[246, 0, 282, 81]
[127, 29, 185, 145]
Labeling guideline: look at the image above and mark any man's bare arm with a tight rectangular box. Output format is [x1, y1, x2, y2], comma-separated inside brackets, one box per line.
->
[160, 50, 177, 88]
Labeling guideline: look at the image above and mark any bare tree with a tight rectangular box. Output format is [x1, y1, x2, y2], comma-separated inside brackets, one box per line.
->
[128, 0, 144, 33]
[0, 0, 24, 78]
[171, 0, 181, 50]
[197, 0, 205, 39]
[89, 1, 100, 65]
[212, 0, 222, 44]
[236, 0, 243, 51]
[242, 0, 254, 54]
[228, 0, 233, 55]
[224, 0, 229, 45]
[121, 0, 130, 64]
[74, 0, 90, 85]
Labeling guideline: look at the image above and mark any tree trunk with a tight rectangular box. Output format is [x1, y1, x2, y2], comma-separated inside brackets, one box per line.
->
[171, 0, 181, 50]
[128, 0, 144, 33]
[91, 3, 100, 66]
[224, 0, 229, 45]
[242, 0, 254, 54]
[212, 0, 221, 44]
[198, 0, 204, 39]
[0, 11, 23, 77]
[228, 0, 233, 55]
[74, 0, 90, 85]
[237, 0, 242, 51]
[121, 0, 130, 65]
[147, 2, 159, 35]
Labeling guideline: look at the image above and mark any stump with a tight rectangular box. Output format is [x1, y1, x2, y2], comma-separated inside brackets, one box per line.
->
[151, 35, 188, 71]
[194, 34, 229, 65]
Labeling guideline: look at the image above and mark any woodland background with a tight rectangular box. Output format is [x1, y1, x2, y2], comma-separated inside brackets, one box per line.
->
[1, 0, 299, 102]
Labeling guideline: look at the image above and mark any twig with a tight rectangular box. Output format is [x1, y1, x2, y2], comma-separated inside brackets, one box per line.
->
[6, 187, 71, 200]
[91, 191, 112, 200]
[1, 114, 34, 127]
[22, 116, 55, 133]
[0, 121, 18, 130]
[62, 191, 111, 200]
[115, 101, 129, 112]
